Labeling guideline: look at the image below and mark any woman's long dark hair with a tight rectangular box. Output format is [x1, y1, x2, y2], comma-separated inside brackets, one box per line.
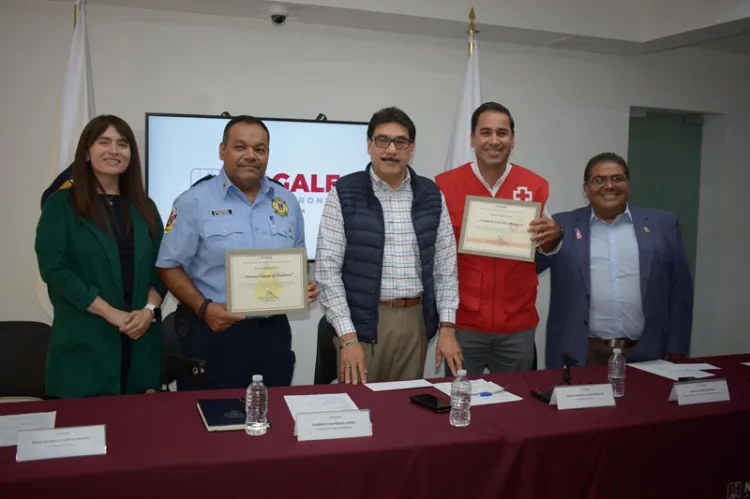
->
[69, 115, 158, 240]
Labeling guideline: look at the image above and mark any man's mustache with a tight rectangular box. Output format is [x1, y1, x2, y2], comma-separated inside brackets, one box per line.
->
[381, 157, 400, 163]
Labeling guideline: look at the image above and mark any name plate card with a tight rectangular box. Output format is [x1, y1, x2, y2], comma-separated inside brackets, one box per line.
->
[296, 410, 372, 442]
[550, 384, 616, 410]
[16, 425, 107, 462]
[668, 378, 730, 406]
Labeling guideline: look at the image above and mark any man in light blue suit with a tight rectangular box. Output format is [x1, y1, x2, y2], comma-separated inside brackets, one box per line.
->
[537, 152, 694, 367]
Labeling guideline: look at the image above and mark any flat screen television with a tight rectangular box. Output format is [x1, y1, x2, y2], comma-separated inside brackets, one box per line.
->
[146, 113, 370, 260]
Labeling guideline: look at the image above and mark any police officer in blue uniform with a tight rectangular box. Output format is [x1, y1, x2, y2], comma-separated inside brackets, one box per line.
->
[156, 115, 318, 389]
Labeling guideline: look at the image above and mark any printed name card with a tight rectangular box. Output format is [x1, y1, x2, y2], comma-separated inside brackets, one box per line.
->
[16, 425, 107, 462]
[296, 410, 372, 442]
[550, 384, 616, 410]
[668, 378, 730, 406]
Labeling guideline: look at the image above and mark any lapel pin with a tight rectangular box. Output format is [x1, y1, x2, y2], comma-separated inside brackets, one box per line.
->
[575, 228, 582, 239]
[644, 226, 650, 233]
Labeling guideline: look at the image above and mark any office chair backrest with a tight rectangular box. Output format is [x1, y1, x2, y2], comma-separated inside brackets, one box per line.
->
[0, 321, 51, 398]
[314, 316, 338, 384]
[161, 311, 181, 386]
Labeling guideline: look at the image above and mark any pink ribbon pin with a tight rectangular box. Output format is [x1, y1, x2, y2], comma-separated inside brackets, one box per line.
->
[575, 228, 582, 239]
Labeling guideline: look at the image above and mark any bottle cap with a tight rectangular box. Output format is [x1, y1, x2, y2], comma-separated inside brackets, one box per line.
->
[612, 348, 622, 354]
[252, 374, 263, 382]
[457, 369, 467, 376]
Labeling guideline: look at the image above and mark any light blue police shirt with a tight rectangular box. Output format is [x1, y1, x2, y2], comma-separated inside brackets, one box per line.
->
[156, 168, 305, 305]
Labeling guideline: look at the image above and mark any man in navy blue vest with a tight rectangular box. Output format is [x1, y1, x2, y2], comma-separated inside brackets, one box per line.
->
[316, 107, 462, 384]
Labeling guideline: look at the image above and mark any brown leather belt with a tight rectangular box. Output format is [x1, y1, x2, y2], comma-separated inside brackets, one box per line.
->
[379, 297, 422, 308]
[589, 337, 638, 348]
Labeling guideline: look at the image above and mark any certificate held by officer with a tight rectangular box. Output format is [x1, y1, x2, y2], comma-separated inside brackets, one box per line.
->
[225, 248, 308, 316]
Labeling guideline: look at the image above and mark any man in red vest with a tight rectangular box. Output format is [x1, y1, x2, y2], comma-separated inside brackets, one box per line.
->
[436, 102, 562, 373]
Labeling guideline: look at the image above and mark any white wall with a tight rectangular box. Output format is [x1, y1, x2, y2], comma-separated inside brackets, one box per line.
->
[1, 0, 749, 384]
[693, 114, 750, 357]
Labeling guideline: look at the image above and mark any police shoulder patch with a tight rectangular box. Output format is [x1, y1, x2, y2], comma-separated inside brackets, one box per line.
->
[165, 205, 178, 233]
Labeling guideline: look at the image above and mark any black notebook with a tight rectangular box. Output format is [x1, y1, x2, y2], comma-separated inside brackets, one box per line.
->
[196, 398, 246, 432]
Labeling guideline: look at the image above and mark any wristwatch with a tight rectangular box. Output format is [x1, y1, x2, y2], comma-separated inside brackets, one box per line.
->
[144, 303, 161, 323]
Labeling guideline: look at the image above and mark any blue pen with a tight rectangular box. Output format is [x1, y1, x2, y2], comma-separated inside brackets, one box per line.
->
[471, 384, 511, 397]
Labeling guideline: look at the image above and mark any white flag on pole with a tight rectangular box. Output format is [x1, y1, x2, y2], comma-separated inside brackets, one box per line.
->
[37, 0, 96, 319]
[58, 0, 96, 173]
[444, 36, 481, 171]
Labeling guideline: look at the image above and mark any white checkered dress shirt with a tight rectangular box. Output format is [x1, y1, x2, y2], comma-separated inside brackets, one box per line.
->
[315, 169, 458, 337]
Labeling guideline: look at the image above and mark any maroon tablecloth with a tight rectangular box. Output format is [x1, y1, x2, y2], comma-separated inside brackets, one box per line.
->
[1, 354, 749, 499]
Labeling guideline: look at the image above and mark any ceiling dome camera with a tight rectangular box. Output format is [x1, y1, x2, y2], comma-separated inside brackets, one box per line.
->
[269, 4, 288, 26]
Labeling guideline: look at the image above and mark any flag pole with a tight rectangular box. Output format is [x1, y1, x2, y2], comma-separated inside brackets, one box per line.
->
[74, 1, 79, 29]
[468, 8, 478, 57]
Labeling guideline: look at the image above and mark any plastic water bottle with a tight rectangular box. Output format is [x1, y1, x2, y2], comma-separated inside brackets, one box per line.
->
[245, 374, 268, 436]
[608, 348, 626, 397]
[449, 369, 471, 427]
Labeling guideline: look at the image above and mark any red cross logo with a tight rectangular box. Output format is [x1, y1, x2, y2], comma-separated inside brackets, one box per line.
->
[513, 186, 533, 201]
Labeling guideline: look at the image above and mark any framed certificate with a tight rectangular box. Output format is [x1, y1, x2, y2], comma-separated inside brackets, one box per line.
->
[224, 248, 309, 316]
[458, 196, 542, 262]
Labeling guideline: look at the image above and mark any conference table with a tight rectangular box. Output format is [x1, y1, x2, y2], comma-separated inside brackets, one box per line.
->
[1, 354, 749, 499]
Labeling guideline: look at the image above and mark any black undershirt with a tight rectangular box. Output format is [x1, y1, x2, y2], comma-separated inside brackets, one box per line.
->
[100, 194, 135, 394]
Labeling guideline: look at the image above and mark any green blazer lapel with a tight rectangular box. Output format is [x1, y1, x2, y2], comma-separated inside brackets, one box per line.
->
[130, 202, 150, 296]
[80, 215, 123, 292]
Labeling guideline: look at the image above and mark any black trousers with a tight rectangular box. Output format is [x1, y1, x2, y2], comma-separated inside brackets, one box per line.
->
[177, 314, 295, 390]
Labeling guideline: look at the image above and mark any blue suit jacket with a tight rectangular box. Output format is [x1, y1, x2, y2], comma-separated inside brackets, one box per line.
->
[537, 205, 694, 368]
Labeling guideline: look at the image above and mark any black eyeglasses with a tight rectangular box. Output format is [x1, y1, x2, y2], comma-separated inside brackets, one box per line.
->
[589, 174, 628, 186]
[371, 135, 412, 150]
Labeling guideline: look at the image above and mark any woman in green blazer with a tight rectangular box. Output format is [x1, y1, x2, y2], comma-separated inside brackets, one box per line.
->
[35, 115, 166, 398]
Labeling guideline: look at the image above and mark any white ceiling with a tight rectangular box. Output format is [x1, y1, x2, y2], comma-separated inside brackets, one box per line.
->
[48, 0, 750, 56]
